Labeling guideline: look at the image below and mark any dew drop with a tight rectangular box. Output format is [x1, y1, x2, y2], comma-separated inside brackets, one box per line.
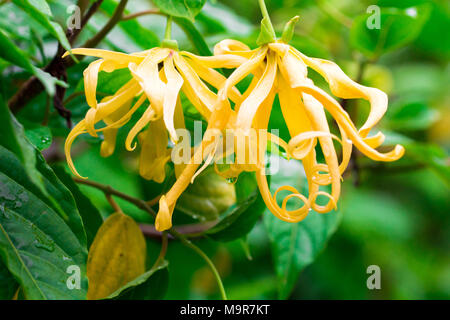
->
[226, 177, 238, 184]
[31, 225, 55, 252]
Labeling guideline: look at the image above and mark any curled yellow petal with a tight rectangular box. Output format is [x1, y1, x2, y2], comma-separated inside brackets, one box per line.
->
[64, 120, 88, 179]
[295, 84, 405, 162]
[213, 39, 256, 58]
[125, 106, 156, 151]
[292, 48, 388, 137]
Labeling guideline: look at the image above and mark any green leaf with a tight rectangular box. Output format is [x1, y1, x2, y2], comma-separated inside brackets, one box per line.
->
[106, 261, 169, 300]
[12, 0, 71, 52]
[206, 172, 266, 242]
[52, 166, 103, 248]
[0, 259, 18, 299]
[177, 168, 236, 222]
[385, 100, 438, 131]
[350, 5, 430, 59]
[0, 146, 88, 299]
[0, 28, 66, 96]
[0, 96, 89, 299]
[153, 0, 207, 22]
[378, 0, 428, 8]
[406, 143, 450, 186]
[263, 157, 342, 299]
[174, 17, 212, 56]
[24, 125, 52, 151]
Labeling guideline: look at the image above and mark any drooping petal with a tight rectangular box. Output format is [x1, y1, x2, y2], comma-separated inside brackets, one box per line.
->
[125, 106, 156, 151]
[84, 59, 104, 109]
[85, 79, 141, 136]
[155, 195, 173, 231]
[292, 47, 389, 137]
[65, 120, 88, 179]
[163, 55, 184, 142]
[63, 48, 145, 65]
[235, 51, 277, 130]
[181, 51, 248, 68]
[220, 47, 268, 101]
[213, 39, 257, 58]
[100, 99, 132, 157]
[138, 118, 170, 183]
[301, 92, 341, 213]
[185, 56, 243, 104]
[173, 53, 218, 113]
[295, 84, 405, 161]
[128, 48, 170, 116]
[256, 168, 310, 223]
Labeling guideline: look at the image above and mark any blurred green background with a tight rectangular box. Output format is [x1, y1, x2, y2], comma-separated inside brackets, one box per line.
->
[1, 0, 449, 299]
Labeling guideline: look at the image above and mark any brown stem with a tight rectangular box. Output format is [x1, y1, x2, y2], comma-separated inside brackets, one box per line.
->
[150, 232, 168, 270]
[73, 177, 157, 217]
[122, 9, 162, 21]
[105, 193, 123, 213]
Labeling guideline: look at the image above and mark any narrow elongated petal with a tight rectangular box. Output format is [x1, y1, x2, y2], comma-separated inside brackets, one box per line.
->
[296, 84, 405, 161]
[138, 118, 170, 183]
[65, 120, 88, 179]
[173, 54, 218, 112]
[236, 51, 277, 130]
[181, 51, 248, 68]
[185, 56, 243, 104]
[129, 48, 169, 115]
[84, 80, 141, 136]
[301, 92, 341, 213]
[100, 99, 132, 157]
[63, 48, 144, 65]
[221, 47, 268, 100]
[163, 56, 184, 142]
[213, 39, 256, 58]
[125, 106, 156, 151]
[84, 59, 104, 109]
[292, 48, 388, 137]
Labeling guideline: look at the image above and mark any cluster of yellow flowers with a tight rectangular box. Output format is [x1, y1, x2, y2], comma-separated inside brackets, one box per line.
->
[65, 19, 404, 232]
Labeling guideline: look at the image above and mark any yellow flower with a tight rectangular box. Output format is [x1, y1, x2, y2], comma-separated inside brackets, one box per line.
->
[63, 47, 245, 185]
[223, 38, 405, 220]
[155, 38, 405, 230]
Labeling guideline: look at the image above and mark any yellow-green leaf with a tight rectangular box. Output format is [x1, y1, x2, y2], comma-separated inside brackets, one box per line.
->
[87, 212, 146, 300]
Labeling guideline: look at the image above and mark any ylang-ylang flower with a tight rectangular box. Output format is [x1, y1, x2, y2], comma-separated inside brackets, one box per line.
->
[64, 16, 404, 232]
[154, 33, 404, 230]
[64, 46, 244, 184]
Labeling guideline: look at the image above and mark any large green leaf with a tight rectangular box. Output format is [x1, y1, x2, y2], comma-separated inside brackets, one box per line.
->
[0, 259, 18, 299]
[0, 97, 88, 299]
[12, 0, 71, 52]
[350, 5, 430, 58]
[52, 166, 103, 248]
[0, 28, 66, 96]
[153, 0, 206, 22]
[263, 157, 342, 299]
[106, 261, 169, 300]
[206, 172, 266, 242]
